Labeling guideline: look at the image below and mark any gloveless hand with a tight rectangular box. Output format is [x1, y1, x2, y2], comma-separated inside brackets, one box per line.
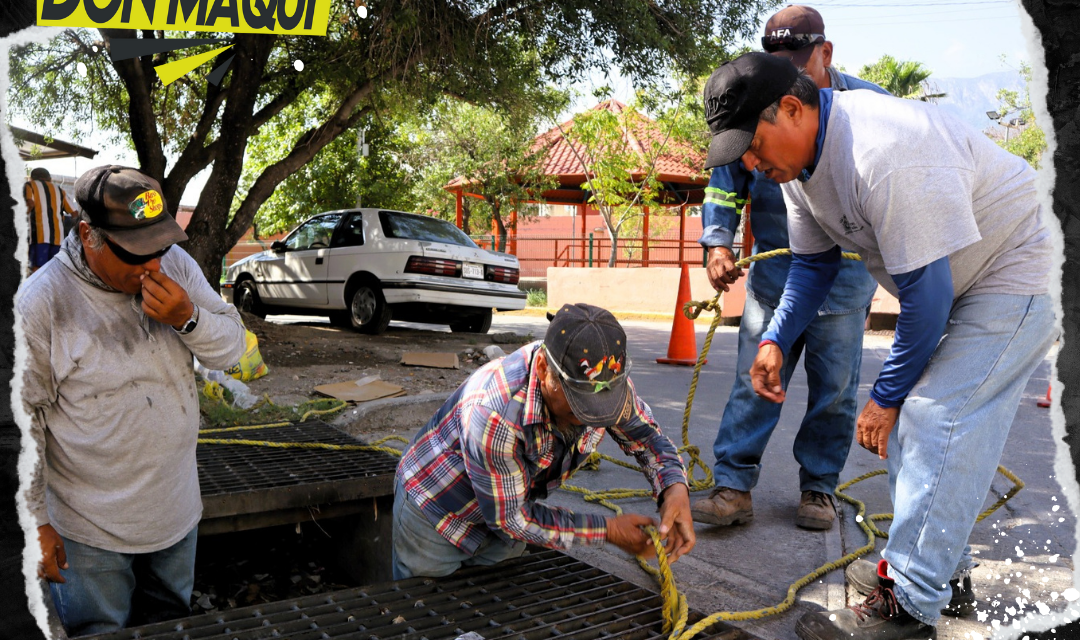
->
[706, 246, 743, 292]
[37, 523, 67, 583]
[750, 342, 785, 403]
[605, 513, 658, 559]
[657, 483, 695, 563]
[856, 399, 901, 459]
[140, 270, 194, 329]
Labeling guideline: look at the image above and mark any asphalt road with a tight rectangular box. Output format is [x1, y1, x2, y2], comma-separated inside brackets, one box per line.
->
[486, 314, 1079, 640]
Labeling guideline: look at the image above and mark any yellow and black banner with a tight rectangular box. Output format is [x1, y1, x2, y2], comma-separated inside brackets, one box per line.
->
[36, 0, 334, 36]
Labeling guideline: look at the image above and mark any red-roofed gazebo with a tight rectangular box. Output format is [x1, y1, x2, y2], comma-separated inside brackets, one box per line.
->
[445, 100, 721, 267]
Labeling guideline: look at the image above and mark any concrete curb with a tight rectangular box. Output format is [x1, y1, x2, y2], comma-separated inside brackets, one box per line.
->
[331, 392, 452, 438]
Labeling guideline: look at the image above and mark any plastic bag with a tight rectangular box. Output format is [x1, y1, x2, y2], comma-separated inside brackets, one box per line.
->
[194, 359, 260, 409]
[223, 329, 269, 382]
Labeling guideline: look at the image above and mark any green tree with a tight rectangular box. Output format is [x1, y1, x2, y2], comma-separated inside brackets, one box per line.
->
[237, 97, 415, 238]
[400, 87, 567, 252]
[558, 91, 699, 267]
[991, 61, 1046, 169]
[8, 0, 773, 284]
[858, 55, 934, 99]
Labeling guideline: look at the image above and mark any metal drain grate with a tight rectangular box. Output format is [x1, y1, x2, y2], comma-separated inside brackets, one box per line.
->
[86, 550, 757, 640]
[198, 420, 399, 520]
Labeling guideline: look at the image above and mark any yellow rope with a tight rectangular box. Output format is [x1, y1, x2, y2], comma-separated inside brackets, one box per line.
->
[196, 246, 1023, 636]
[567, 248, 1025, 636]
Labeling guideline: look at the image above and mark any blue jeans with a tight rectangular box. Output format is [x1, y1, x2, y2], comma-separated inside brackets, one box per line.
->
[712, 293, 865, 494]
[392, 480, 526, 579]
[49, 527, 197, 636]
[882, 293, 1055, 626]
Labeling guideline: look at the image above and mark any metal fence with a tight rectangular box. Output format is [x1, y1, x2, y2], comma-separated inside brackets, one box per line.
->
[223, 235, 745, 281]
[473, 233, 746, 279]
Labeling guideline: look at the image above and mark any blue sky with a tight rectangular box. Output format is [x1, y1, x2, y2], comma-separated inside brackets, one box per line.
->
[577, 0, 1031, 108]
[804, 0, 1028, 79]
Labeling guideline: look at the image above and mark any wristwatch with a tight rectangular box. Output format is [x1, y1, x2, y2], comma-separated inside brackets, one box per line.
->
[176, 304, 200, 335]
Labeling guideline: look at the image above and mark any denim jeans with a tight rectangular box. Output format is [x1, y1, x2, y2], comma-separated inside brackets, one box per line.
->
[712, 293, 865, 494]
[392, 480, 526, 580]
[50, 526, 197, 636]
[882, 293, 1056, 626]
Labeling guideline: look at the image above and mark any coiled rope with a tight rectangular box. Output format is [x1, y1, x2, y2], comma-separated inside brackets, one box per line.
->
[563, 247, 1024, 636]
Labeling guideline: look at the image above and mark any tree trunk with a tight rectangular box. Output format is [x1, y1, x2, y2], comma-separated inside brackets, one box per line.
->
[462, 198, 473, 236]
[495, 211, 509, 253]
[181, 35, 277, 285]
[605, 221, 619, 268]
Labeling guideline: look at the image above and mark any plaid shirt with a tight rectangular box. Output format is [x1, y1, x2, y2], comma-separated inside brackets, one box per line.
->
[397, 341, 687, 555]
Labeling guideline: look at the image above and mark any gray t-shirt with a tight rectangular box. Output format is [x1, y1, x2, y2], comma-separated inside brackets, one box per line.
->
[782, 90, 1052, 299]
[19, 235, 246, 553]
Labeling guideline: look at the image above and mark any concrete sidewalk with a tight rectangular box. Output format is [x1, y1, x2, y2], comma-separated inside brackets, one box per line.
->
[491, 316, 1078, 640]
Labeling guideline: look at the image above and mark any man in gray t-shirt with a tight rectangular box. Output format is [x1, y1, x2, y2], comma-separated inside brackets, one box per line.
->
[700, 53, 1056, 640]
[19, 166, 245, 636]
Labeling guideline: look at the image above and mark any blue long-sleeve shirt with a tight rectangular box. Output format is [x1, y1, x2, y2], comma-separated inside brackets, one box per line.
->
[698, 69, 885, 314]
[761, 86, 956, 406]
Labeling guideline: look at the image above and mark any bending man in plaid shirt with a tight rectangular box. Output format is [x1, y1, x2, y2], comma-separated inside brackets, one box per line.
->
[393, 303, 695, 579]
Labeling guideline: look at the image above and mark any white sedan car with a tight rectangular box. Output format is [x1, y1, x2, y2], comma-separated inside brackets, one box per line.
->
[220, 208, 526, 334]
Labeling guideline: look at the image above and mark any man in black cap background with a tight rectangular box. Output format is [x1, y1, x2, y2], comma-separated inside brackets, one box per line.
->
[692, 4, 888, 533]
[701, 52, 1055, 640]
[17, 165, 246, 636]
[393, 303, 694, 579]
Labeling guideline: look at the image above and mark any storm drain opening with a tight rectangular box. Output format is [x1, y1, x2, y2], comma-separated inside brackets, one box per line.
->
[196, 419, 400, 586]
[197, 419, 398, 530]
[85, 550, 761, 640]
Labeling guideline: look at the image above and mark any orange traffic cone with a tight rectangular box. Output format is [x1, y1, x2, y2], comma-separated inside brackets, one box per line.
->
[657, 263, 705, 367]
[1038, 384, 1051, 408]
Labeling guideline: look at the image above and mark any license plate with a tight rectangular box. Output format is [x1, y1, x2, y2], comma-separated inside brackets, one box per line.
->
[463, 262, 485, 279]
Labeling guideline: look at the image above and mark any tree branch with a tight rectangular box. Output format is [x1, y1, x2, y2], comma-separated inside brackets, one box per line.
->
[102, 28, 168, 180]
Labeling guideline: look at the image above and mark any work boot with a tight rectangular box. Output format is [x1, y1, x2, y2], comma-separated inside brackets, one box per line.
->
[690, 487, 752, 526]
[796, 560, 937, 640]
[846, 558, 977, 617]
[796, 490, 836, 530]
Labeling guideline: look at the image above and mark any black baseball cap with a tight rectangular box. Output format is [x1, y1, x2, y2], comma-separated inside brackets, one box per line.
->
[702, 52, 800, 169]
[542, 303, 633, 426]
[74, 165, 188, 255]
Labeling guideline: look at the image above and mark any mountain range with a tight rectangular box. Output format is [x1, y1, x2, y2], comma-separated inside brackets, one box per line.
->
[913, 70, 1028, 133]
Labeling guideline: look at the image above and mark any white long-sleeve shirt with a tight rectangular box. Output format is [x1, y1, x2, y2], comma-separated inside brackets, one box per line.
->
[18, 233, 246, 553]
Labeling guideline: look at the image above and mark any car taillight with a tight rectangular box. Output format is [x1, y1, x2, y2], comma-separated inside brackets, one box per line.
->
[404, 256, 461, 277]
[486, 265, 520, 285]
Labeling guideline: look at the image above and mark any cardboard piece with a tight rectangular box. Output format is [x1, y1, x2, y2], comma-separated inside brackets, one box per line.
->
[314, 379, 406, 403]
[401, 352, 460, 369]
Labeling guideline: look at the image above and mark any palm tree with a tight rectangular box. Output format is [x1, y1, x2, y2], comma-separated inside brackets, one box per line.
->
[857, 55, 941, 100]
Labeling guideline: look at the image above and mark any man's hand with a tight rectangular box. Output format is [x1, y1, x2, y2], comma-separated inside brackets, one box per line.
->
[37, 524, 67, 583]
[606, 513, 658, 559]
[705, 246, 743, 293]
[750, 342, 785, 403]
[856, 399, 901, 459]
[657, 483, 695, 563]
[140, 271, 194, 329]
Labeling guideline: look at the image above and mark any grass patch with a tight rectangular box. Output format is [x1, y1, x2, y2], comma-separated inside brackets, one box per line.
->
[525, 289, 547, 308]
[198, 385, 347, 429]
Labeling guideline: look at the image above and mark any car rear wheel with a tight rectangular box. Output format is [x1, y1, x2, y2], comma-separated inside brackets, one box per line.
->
[236, 281, 266, 319]
[349, 283, 392, 334]
[449, 309, 492, 334]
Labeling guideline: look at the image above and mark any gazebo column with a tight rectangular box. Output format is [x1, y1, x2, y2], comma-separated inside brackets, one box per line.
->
[579, 203, 587, 267]
[455, 190, 463, 229]
[509, 209, 518, 255]
[678, 203, 686, 267]
[642, 206, 650, 267]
